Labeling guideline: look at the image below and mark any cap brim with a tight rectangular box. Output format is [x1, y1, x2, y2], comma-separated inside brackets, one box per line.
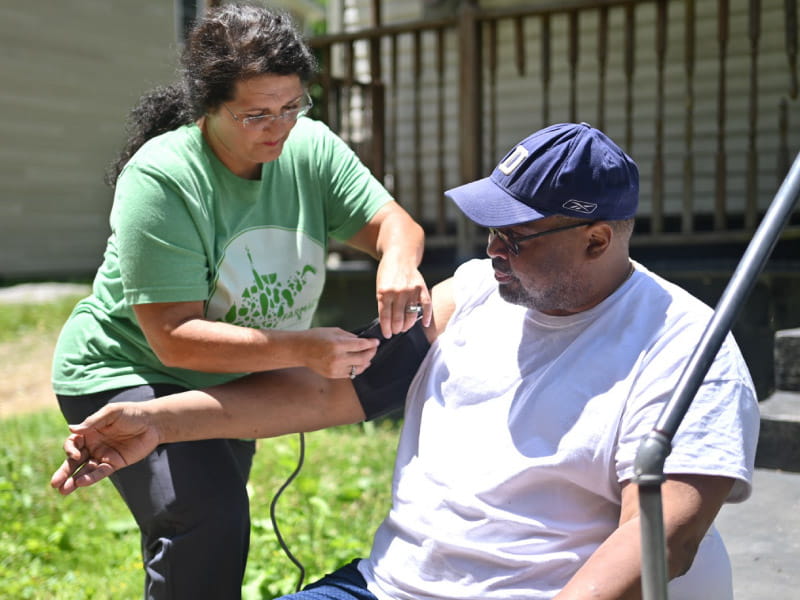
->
[444, 176, 547, 227]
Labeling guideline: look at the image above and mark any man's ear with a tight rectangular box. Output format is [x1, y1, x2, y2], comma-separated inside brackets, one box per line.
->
[585, 222, 612, 258]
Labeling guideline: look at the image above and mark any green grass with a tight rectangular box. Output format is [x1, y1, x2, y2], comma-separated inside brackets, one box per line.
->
[0, 410, 142, 599]
[0, 292, 401, 599]
[244, 421, 400, 598]
[0, 295, 85, 343]
[0, 411, 400, 599]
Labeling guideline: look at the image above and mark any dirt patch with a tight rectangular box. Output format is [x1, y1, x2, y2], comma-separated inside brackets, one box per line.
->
[0, 332, 61, 418]
[0, 282, 91, 419]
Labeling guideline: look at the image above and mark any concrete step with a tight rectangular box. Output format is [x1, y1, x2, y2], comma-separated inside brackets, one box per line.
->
[755, 391, 800, 472]
[774, 327, 800, 392]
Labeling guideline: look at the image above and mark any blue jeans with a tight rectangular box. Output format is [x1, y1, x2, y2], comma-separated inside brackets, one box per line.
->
[281, 560, 377, 600]
[58, 384, 255, 600]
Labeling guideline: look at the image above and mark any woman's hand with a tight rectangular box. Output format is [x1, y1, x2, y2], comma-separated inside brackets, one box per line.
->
[295, 327, 379, 379]
[50, 403, 160, 495]
[344, 201, 431, 338]
[375, 258, 431, 338]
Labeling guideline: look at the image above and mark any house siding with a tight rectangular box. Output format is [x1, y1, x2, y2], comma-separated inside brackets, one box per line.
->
[0, 2, 178, 279]
[3, 1, 798, 278]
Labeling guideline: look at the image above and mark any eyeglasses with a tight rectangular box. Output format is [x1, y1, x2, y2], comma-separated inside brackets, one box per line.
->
[488, 221, 595, 255]
[222, 93, 313, 129]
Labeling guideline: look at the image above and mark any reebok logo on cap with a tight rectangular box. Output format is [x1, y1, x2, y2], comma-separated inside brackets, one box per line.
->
[562, 200, 598, 214]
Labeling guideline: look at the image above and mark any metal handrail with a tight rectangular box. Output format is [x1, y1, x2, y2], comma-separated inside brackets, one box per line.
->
[633, 149, 800, 600]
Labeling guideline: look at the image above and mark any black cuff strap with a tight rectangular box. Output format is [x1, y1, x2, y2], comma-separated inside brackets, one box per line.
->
[350, 318, 431, 421]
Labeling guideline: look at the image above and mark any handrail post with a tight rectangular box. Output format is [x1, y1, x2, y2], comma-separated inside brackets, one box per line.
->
[634, 432, 671, 600]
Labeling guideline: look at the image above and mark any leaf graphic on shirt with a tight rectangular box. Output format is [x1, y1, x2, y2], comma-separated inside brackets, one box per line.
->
[220, 247, 318, 328]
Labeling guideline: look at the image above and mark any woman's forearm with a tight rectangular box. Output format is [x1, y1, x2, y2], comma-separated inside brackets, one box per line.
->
[134, 300, 379, 379]
[374, 206, 425, 266]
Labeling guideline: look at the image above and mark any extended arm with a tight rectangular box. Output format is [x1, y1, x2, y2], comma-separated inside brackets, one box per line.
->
[555, 474, 735, 600]
[50, 368, 364, 495]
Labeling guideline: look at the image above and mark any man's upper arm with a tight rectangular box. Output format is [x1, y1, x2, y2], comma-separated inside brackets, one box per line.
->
[423, 277, 456, 344]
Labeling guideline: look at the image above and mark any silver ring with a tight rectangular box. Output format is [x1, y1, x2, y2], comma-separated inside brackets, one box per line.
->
[405, 303, 423, 314]
[349, 365, 357, 379]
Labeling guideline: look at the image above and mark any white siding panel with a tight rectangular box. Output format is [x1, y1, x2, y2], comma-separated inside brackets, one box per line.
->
[1, 2, 177, 278]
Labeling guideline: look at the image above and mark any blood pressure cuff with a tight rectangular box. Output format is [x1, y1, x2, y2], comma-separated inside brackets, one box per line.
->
[350, 318, 431, 421]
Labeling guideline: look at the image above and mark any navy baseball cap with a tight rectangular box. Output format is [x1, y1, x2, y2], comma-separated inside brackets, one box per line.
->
[445, 122, 639, 227]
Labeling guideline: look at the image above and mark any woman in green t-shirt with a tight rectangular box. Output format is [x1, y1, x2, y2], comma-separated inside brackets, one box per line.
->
[51, 4, 430, 599]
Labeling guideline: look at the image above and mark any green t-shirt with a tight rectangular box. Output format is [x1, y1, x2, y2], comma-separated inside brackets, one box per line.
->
[52, 118, 392, 395]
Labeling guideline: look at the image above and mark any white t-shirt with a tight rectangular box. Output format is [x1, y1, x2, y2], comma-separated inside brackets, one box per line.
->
[359, 258, 759, 600]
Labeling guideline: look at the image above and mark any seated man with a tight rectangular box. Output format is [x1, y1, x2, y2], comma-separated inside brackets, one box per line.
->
[52, 123, 759, 600]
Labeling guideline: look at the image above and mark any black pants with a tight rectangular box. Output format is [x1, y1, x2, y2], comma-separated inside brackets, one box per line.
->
[58, 384, 256, 600]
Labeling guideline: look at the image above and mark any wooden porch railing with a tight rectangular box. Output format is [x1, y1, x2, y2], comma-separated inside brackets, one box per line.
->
[309, 0, 800, 259]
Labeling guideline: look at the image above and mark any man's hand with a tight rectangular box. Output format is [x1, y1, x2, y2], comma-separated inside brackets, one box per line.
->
[50, 403, 161, 495]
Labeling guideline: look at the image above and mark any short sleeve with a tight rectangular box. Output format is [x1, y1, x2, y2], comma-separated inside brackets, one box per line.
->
[616, 338, 760, 503]
[310, 123, 393, 242]
[112, 165, 212, 305]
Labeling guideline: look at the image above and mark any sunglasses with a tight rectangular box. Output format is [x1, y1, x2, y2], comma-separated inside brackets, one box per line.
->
[488, 221, 595, 255]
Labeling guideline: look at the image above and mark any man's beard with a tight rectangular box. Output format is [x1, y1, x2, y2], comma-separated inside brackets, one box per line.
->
[493, 258, 582, 313]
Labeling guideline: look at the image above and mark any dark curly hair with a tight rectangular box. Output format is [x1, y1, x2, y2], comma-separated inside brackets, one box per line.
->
[106, 3, 317, 185]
